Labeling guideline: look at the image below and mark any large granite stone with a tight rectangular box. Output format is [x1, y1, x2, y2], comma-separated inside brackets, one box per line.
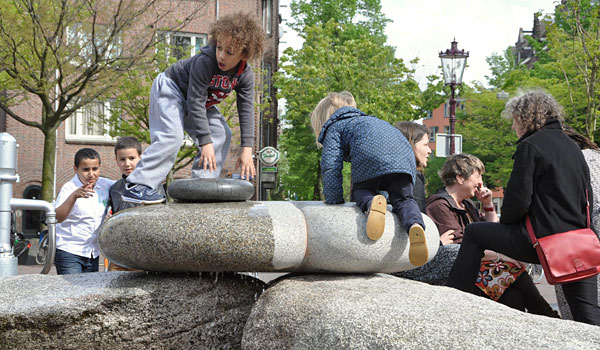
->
[167, 178, 254, 202]
[99, 201, 307, 272]
[0, 272, 266, 350]
[98, 201, 440, 273]
[391, 243, 460, 285]
[242, 274, 600, 349]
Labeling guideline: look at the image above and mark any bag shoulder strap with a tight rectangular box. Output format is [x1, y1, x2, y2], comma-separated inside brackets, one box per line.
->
[525, 216, 538, 246]
[525, 189, 591, 247]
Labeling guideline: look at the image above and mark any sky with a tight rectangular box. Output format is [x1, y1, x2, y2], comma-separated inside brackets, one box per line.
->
[278, 0, 560, 89]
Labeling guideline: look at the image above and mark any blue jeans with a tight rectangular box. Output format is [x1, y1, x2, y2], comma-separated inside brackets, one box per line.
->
[54, 249, 99, 275]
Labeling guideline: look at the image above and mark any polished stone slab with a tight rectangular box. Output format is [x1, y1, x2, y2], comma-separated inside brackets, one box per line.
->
[167, 178, 254, 202]
[98, 201, 439, 273]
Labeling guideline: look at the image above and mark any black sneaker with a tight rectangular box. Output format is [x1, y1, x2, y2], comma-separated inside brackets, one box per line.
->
[122, 183, 166, 204]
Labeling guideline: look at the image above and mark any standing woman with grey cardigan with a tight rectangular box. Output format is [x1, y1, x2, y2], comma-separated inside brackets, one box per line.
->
[557, 125, 600, 320]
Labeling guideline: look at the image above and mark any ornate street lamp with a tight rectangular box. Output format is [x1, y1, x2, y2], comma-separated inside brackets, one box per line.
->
[439, 39, 469, 155]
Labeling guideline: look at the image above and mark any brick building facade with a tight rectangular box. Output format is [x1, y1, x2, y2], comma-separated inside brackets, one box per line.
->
[0, 0, 280, 235]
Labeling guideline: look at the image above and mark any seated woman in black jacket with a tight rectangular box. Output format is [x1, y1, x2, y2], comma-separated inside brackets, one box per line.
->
[446, 90, 600, 325]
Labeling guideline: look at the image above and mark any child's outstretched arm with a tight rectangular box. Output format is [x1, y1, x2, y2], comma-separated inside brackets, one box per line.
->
[235, 70, 255, 181]
[55, 182, 95, 223]
[236, 146, 256, 180]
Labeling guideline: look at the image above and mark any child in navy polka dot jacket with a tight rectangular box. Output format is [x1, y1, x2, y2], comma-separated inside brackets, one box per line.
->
[310, 91, 428, 266]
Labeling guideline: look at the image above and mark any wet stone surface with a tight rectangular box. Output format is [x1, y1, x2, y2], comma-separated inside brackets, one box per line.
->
[167, 178, 255, 202]
[0, 272, 266, 350]
[99, 202, 281, 272]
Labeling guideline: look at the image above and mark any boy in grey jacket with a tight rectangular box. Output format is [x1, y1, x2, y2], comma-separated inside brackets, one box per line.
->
[123, 13, 265, 204]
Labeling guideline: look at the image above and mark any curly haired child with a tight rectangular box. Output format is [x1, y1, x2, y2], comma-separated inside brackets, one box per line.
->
[123, 13, 265, 204]
[310, 91, 428, 266]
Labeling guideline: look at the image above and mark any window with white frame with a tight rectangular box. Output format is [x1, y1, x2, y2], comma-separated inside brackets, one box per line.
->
[444, 99, 466, 117]
[429, 126, 438, 142]
[65, 100, 116, 142]
[160, 32, 208, 60]
[67, 24, 122, 65]
[262, 0, 273, 35]
[263, 63, 272, 98]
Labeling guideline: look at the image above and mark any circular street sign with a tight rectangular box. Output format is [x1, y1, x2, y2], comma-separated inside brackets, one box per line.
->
[258, 146, 280, 166]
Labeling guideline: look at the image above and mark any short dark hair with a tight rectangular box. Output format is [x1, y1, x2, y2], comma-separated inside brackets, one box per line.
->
[74, 148, 101, 168]
[439, 153, 485, 186]
[114, 136, 142, 156]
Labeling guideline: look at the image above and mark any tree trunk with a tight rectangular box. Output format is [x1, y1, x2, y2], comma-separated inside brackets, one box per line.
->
[41, 127, 57, 203]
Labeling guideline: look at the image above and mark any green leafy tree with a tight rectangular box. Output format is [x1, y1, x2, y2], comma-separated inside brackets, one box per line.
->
[0, 0, 206, 202]
[276, 0, 422, 200]
[459, 84, 517, 189]
[547, 0, 600, 139]
[485, 49, 518, 89]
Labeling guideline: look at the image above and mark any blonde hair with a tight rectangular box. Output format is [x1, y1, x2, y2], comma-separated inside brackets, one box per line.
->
[310, 91, 356, 147]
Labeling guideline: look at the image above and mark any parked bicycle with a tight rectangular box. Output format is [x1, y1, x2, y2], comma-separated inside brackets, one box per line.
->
[10, 212, 30, 259]
[35, 230, 49, 265]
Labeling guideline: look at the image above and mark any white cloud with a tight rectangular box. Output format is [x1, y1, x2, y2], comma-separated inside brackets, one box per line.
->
[279, 0, 559, 89]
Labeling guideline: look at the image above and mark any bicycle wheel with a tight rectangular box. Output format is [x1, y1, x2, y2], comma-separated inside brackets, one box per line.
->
[35, 233, 48, 265]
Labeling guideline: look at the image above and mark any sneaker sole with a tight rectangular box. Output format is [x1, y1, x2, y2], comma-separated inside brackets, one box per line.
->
[409, 225, 428, 266]
[121, 195, 166, 205]
[366, 195, 387, 240]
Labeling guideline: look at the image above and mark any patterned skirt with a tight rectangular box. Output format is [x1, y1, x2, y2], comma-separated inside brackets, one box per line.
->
[474, 260, 525, 301]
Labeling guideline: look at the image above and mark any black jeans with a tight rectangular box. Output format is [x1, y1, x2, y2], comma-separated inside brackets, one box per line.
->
[447, 221, 600, 325]
[351, 173, 424, 232]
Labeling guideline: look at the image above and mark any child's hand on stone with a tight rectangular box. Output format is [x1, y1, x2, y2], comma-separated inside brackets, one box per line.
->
[236, 147, 256, 180]
[200, 143, 216, 171]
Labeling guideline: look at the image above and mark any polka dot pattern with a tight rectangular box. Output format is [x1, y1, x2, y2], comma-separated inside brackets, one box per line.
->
[318, 107, 417, 204]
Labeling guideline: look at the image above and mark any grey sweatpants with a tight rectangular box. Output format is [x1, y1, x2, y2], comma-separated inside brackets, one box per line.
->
[127, 72, 232, 190]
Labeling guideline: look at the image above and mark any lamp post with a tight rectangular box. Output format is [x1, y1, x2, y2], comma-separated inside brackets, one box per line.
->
[439, 39, 469, 155]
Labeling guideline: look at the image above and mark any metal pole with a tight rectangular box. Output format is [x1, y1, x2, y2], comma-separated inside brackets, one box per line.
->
[10, 198, 56, 274]
[449, 83, 457, 156]
[0, 133, 19, 276]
